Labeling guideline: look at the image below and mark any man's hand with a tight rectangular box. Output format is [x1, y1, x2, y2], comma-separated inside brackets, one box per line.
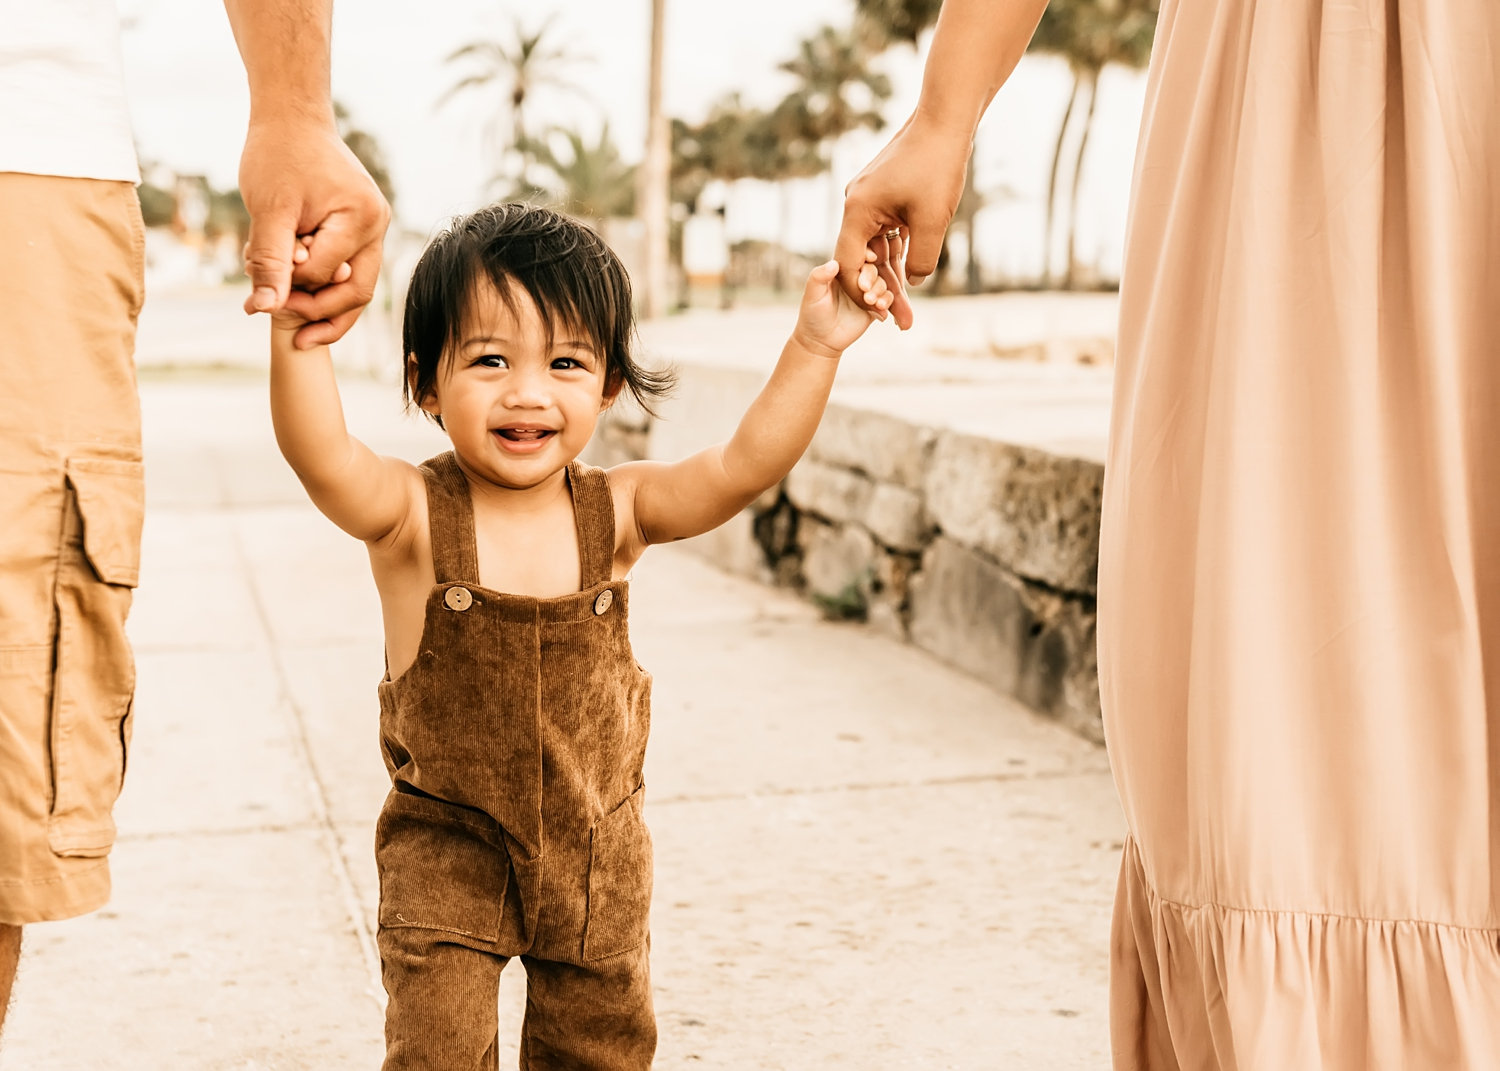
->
[239, 118, 390, 349]
[835, 112, 972, 331]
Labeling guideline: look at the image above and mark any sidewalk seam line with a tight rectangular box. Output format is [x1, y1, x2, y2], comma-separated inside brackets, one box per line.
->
[232, 526, 386, 1008]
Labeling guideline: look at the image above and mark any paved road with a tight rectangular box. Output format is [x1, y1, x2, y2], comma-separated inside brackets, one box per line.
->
[1, 373, 1125, 1070]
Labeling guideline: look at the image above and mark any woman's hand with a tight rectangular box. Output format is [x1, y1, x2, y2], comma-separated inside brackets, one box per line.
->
[835, 112, 975, 331]
[792, 250, 893, 359]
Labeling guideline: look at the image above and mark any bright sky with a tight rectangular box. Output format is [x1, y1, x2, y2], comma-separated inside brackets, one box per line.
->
[116, 0, 1147, 277]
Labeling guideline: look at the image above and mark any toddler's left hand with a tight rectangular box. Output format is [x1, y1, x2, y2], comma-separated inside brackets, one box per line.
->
[792, 249, 893, 359]
[255, 233, 353, 334]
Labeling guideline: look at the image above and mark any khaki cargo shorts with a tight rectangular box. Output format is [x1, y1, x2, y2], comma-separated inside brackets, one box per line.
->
[0, 173, 145, 925]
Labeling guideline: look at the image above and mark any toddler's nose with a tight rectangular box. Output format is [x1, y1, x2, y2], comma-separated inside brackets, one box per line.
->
[502, 372, 551, 409]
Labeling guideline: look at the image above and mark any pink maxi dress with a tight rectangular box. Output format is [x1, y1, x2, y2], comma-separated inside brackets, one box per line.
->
[1098, 1, 1500, 1067]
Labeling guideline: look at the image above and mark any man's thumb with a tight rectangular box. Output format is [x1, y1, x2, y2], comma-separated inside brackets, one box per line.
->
[242, 209, 298, 313]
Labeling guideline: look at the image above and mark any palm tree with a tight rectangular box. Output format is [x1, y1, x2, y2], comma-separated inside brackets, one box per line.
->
[670, 95, 826, 296]
[1032, 0, 1157, 287]
[639, 0, 670, 319]
[776, 24, 892, 267]
[335, 101, 395, 208]
[438, 16, 587, 186]
[517, 124, 638, 224]
[777, 26, 892, 148]
[852, 0, 943, 49]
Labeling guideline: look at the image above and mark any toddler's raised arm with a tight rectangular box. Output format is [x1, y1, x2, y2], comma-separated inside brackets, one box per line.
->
[617, 254, 891, 551]
[268, 316, 421, 544]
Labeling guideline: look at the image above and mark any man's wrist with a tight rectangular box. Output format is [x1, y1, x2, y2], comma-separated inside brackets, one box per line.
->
[247, 100, 338, 132]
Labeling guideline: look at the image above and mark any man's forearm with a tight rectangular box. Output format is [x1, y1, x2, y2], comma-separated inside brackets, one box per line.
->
[917, 0, 1052, 136]
[222, 0, 335, 126]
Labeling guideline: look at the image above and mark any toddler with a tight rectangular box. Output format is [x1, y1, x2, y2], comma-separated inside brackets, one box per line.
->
[269, 203, 892, 1070]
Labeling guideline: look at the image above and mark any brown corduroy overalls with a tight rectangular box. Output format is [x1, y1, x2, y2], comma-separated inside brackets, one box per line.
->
[375, 452, 655, 1071]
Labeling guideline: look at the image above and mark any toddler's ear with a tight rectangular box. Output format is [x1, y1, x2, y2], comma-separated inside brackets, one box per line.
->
[407, 357, 440, 417]
[600, 375, 625, 412]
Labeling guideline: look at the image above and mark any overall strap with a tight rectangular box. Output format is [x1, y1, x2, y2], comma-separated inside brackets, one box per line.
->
[421, 452, 479, 584]
[568, 461, 616, 589]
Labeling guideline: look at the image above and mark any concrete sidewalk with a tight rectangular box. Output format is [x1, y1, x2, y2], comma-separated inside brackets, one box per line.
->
[1, 374, 1125, 1070]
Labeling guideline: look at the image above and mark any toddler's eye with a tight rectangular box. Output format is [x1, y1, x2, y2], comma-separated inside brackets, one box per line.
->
[552, 358, 579, 370]
[475, 355, 507, 368]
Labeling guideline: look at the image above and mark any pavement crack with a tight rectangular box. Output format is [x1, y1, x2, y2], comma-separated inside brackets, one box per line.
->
[117, 820, 325, 843]
[649, 765, 1111, 807]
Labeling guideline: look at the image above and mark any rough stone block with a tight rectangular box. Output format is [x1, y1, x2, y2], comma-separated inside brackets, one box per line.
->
[785, 460, 874, 525]
[865, 551, 918, 641]
[646, 365, 765, 462]
[863, 482, 931, 552]
[866, 600, 907, 641]
[908, 538, 1101, 741]
[923, 432, 1103, 595]
[809, 405, 937, 491]
[681, 509, 771, 584]
[799, 520, 877, 608]
[584, 414, 649, 468]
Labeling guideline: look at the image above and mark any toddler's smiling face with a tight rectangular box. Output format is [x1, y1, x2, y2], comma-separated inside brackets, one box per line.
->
[416, 278, 616, 490]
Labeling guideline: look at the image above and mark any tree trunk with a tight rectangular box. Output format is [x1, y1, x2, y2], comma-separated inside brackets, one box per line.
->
[774, 181, 792, 294]
[1043, 73, 1080, 289]
[1063, 68, 1099, 291]
[960, 154, 981, 293]
[638, 0, 671, 319]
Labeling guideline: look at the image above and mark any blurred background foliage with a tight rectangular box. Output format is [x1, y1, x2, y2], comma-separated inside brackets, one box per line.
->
[137, 0, 1157, 300]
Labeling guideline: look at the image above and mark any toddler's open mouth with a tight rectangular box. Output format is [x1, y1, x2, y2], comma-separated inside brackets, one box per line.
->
[494, 426, 556, 442]
[492, 425, 557, 453]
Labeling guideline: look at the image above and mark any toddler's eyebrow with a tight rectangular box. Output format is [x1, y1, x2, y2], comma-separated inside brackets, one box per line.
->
[458, 335, 593, 352]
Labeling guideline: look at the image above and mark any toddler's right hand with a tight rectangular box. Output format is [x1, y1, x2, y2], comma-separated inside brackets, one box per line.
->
[791, 249, 893, 359]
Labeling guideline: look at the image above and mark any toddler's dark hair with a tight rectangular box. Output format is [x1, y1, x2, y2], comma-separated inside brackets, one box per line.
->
[402, 203, 674, 424]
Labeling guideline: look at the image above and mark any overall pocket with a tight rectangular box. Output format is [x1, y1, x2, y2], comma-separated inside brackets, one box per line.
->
[47, 458, 144, 857]
[375, 790, 511, 945]
[583, 784, 654, 961]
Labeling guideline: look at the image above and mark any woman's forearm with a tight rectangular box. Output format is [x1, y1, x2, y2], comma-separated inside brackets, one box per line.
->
[917, 0, 1052, 137]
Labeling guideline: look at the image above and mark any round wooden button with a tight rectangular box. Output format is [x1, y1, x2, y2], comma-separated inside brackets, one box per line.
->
[444, 586, 473, 612]
[593, 589, 614, 615]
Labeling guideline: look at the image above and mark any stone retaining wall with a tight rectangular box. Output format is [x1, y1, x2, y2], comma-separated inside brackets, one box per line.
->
[589, 365, 1106, 743]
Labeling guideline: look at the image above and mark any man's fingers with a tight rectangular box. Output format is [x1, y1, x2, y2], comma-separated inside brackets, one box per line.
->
[282, 243, 381, 324]
[292, 306, 362, 350]
[242, 207, 300, 313]
[290, 212, 376, 290]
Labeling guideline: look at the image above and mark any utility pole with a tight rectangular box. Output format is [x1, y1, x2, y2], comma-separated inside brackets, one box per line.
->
[639, 0, 670, 319]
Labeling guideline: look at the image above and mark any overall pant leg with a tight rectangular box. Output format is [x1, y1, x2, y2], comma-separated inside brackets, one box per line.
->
[379, 926, 506, 1071]
[518, 942, 656, 1071]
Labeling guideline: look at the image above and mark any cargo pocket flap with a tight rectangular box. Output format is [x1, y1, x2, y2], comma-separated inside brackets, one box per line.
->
[66, 458, 145, 587]
[583, 784, 653, 961]
[376, 791, 510, 944]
